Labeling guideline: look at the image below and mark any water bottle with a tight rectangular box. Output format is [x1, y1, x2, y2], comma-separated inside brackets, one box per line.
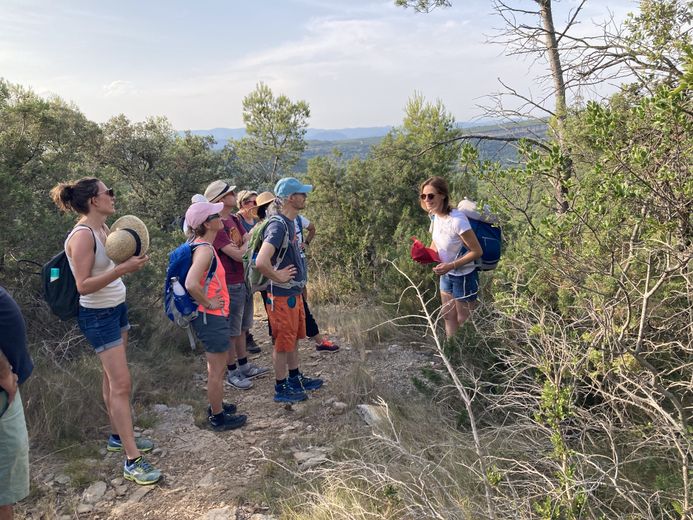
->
[50, 267, 60, 282]
[171, 277, 186, 296]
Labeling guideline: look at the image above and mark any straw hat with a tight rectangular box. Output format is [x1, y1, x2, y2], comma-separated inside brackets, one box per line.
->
[105, 215, 150, 264]
[204, 180, 236, 203]
[255, 191, 276, 208]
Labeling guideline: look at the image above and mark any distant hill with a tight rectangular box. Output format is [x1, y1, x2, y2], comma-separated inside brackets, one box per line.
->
[182, 120, 547, 169]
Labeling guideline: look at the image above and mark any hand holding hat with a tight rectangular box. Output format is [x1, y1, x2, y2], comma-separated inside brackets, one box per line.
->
[105, 215, 150, 264]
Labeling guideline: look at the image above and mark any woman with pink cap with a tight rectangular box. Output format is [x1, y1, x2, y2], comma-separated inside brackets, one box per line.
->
[184, 199, 247, 431]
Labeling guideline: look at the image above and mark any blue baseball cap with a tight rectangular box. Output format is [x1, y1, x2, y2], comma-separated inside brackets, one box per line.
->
[274, 177, 313, 198]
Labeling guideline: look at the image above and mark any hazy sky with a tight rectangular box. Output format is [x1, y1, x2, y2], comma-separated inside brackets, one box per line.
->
[1, 0, 635, 130]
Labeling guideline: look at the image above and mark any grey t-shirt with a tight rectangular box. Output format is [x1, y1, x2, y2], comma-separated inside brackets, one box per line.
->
[262, 214, 306, 296]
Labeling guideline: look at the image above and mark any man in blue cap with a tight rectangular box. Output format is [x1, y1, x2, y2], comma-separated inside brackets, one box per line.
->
[255, 177, 324, 403]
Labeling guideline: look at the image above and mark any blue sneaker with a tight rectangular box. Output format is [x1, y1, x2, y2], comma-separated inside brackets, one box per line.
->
[123, 457, 161, 485]
[288, 373, 323, 392]
[107, 435, 154, 453]
[274, 381, 308, 403]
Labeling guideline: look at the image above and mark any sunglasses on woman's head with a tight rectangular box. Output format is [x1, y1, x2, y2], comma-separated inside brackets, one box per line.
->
[205, 213, 221, 222]
[420, 193, 437, 201]
[97, 188, 115, 198]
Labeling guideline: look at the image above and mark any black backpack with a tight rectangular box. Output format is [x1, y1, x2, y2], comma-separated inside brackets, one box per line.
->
[42, 225, 95, 321]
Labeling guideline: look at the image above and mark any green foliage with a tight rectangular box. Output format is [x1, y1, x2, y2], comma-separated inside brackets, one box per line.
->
[231, 82, 310, 189]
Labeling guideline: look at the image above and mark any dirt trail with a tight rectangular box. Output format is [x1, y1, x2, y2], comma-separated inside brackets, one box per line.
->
[20, 315, 434, 520]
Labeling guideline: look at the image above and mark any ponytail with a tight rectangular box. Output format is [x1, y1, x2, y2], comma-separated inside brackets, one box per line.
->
[50, 177, 100, 215]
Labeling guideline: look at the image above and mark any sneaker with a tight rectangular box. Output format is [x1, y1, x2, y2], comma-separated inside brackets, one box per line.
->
[239, 362, 270, 379]
[123, 457, 161, 485]
[274, 381, 308, 403]
[207, 410, 247, 431]
[288, 373, 323, 392]
[226, 369, 253, 389]
[246, 333, 261, 354]
[107, 435, 154, 453]
[207, 402, 237, 416]
[316, 339, 340, 352]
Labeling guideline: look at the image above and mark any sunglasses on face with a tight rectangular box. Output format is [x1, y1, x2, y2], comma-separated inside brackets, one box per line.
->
[97, 188, 115, 198]
[420, 193, 437, 201]
[205, 213, 221, 222]
[243, 200, 257, 206]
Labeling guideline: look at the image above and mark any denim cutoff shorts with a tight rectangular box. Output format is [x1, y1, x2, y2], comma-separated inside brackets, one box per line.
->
[440, 271, 479, 302]
[78, 302, 130, 354]
[191, 313, 231, 354]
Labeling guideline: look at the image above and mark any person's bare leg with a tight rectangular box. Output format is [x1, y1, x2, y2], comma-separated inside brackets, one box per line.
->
[455, 300, 477, 327]
[273, 351, 288, 380]
[206, 351, 227, 414]
[287, 347, 299, 371]
[440, 291, 459, 338]
[0, 504, 14, 520]
[98, 343, 140, 460]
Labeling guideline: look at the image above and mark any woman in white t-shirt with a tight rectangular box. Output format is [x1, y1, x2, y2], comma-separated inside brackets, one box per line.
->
[420, 176, 483, 338]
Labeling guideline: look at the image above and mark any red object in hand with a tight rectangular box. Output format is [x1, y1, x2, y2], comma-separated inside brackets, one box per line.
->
[410, 237, 440, 264]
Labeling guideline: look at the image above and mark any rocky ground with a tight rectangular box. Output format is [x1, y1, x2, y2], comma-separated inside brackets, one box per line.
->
[18, 314, 439, 520]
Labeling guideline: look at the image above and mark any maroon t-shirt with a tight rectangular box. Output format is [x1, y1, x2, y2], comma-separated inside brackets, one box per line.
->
[213, 214, 247, 285]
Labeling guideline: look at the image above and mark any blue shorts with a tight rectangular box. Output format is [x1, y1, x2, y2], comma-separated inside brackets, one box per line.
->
[191, 313, 231, 354]
[78, 303, 130, 354]
[440, 271, 479, 302]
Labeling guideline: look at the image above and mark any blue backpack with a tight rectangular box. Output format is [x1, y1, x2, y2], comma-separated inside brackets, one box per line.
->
[163, 241, 217, 348]
[457, 199, 502, 271]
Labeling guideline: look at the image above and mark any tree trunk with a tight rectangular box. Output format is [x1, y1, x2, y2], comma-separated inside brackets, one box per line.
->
[538, 0, 571, 214]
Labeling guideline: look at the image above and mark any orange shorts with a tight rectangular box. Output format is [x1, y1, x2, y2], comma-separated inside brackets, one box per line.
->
[265, 294, 306, 353]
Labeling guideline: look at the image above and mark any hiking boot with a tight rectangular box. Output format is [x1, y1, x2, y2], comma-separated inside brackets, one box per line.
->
[226, 369, 253, 389]
[246, 333, 261, 354]
[207, 402, 237, 416]
[123, 457, 162, 485]
[207, 410, 247, 431]
[288, 373, 324, 392]
[274, 381, 308, 403]
[316, 339, 340, 352]
[107, 435, 154, 453]
[239, 362, 270, 379]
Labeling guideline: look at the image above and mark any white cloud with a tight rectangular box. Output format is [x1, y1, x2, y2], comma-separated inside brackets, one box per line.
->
[102, 80, 138, 98]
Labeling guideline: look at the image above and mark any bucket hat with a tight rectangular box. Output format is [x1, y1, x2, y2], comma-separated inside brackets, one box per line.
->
[204, 180, 236, 203]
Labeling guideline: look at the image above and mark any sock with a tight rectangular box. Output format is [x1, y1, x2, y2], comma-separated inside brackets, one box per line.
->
[276, 378, 287, 386]
[227, 363, 237, 372]
[110, 433, 121, 441]
[238, 357, 248, 366]
[127, 456, 141, 466]
[289, 368, 300, 378]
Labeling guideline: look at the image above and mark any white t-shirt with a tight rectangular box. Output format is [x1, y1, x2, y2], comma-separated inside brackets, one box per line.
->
[431, 209, 475, 276]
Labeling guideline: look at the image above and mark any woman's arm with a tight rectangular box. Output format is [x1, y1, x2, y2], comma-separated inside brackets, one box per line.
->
[433, 229, 482, 275]
[68, 229, 147, 295]
[185, 246, 223, 310]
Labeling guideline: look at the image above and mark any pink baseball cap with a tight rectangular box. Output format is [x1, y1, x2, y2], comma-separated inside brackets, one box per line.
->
[185, 201, 224, 229]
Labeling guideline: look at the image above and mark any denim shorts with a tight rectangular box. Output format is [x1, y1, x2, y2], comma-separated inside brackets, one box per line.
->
[191, 313, 231, 354]
[227, 283, 254, 336]
[0, 390, 30, 506]
[78, 303, 130, 354]
[440, 271, 479, 302]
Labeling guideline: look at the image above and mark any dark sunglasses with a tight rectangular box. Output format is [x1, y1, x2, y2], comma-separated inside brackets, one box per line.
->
[420, 193, 437, 201]
[243, 199, 257, 206]
[205, 213, 221, 222]
[97, 188, 115, 198]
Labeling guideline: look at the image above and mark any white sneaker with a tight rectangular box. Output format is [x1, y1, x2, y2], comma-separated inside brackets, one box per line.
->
[226, 369, 253, 390]
[240, 362, 270, 379]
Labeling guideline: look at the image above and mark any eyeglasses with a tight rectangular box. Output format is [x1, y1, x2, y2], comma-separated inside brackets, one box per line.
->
[420, 193, 437, 201]
[243, 199, 257, 206]
[205, 213, 220, 222]
[97, 188, 115, 198]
